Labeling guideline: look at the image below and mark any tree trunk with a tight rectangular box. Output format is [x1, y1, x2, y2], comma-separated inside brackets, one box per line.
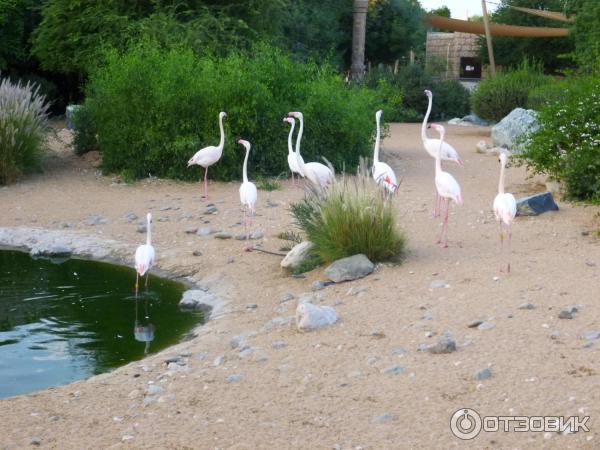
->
[350, 0, 368, 81]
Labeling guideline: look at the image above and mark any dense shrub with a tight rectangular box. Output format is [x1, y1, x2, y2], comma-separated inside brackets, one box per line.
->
[518, 76, 600, 201]
[72, 106, 98, 156]
[471, 61, 552, 122]
[84, 43, 384, 181]
[0, 76, 49, 184]
[291, 161, 405, 263]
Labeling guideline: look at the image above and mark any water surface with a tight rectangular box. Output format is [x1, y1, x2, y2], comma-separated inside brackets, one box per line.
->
[0, 250, 203, 399]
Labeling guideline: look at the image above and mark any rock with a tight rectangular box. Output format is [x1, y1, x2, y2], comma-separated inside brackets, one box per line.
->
[280, 242, 315, 269]
[157, 217, 169, 222]
[178, 289, 223, 317]
[185, 227, 198, 234]
[250, 230, 264, 240]
[382, 365, 404, 375]
[146, 384, 164, 396]
[519, 302, 536, 310]
[477, 321, 495, 331]
[197, 227, 213, 236]
[143, 395, 156, 406]
[124, 212, 138, 222]
[476, 140, 490, 153]
[137, 225, 147, 233]
[272, 340, 288, 349]
[467, 320, 483, 328]
[192, 250, 203, 257]
[34, 245, 72, 257]
[391, 348, 408, 356]
[230, 335, 247, 349]
[159, 206, 172, 211]
[491, 108, 539, 153]
[372, 413, 396, 424]
[475, 367, 492, 380]
[30, 438, 42, 446]
[558, 309, 573, 319]
[582, 331, 600, 341]
[225, 374, 243, 383]
[213, 355, 225, 366]
[296, 302, 338, 332]
[196, 352, 209, 361]
[312, 281, 326, 291]
[246, 303, 258, 310]
[419, 332, 456, 354]
[266, 199, 279, 207]
[430, 279, 449, 289]
[324, 254, 374, 283]
[516, 192, 559, 216]
[204, 206, 218, 215]
[462, 113, 488, 126]
[214, 232, 232, 240]
[85, 214, 108, 226]
[280, 293, 295, 303]
[239, 347, 255, 358]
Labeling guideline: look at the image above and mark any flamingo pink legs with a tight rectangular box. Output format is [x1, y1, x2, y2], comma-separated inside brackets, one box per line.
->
[436, 198, 450, 248]
[498, 222, 513, 273]
[203, 166, 209, 201]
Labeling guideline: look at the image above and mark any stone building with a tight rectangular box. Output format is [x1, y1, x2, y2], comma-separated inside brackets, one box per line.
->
[425, 32, 481, 81]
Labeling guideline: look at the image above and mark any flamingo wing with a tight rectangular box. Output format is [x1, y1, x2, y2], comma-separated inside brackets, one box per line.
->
[493, 193, 516, 225]
[436, 171, 462, 205]
[135, 244, 155, 276]
[373, 161, 398, 192]
[240, 181, 258, 210]
[189, 145, 222, 167]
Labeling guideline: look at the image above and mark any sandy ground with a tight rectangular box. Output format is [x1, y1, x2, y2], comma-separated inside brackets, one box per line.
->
[0, 123, 599, 450]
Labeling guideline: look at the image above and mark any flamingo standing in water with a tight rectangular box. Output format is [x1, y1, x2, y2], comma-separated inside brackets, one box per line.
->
[238, 139, 258, 251]
[187, 111, 227, 201]
[284, 115, 304, 186]
[430, 124, 462, 248]
[371, 110, 398, 194]
[422, 90, 462, 216]
[287, 111, 333, 188]
[134, 213, 155, 296]
[493, 152, 517, 273]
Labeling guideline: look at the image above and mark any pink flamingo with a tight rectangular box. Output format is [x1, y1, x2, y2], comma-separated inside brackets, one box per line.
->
[493, 152, 517, 272]
[187, 111, 227, 201]
[134, 213, 155, 296]
[372, 110, 398, 194]
[238, 139, 258, 252]
[430, 124, 462, 247]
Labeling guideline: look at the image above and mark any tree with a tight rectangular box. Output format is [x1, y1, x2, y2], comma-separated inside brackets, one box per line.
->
[478, 0, 575, 73]
[568, 0, 600, 70]
[429, 6, 451, 18]
[0, 0, 40, 71]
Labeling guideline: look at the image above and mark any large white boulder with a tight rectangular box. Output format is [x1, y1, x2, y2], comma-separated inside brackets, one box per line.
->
[491, 108, 538, 153]
[296, 301, 338, 332]
[280, 241, 314, 269]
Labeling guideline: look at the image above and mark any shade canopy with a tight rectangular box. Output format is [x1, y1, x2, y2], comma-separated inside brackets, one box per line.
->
[425, 15, 569, 38]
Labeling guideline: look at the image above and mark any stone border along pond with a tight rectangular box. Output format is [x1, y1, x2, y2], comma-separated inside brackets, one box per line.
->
[0, 226, 228, 380]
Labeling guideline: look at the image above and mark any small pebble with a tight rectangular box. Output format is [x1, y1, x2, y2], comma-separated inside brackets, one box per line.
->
[518, 302, 536, 310]
[372, 412, 396, 424]
[475, 367, 492, 380]
[225, 374, 243, 383]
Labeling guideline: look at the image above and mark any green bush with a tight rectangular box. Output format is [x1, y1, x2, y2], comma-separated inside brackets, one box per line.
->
[471, 61, 552, 122]
[84, 43, 382, 181]
[518, 76, 600, 201]
[0, 76, 49, 184]
[72, 105, 98, 156]
[430, 80, 471, 120]
[290, 160, 406, 263]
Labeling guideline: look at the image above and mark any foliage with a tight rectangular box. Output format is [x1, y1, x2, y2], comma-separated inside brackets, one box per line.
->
[569, 0, 600, 70]
[290, 160, 406, 263]
[470, 60, 552, 122]
[518, 75, 600, 201]
[428, 6, 451, 18]
[428, 80, 471, 120]
[72, 105, 98, 156]
[366, 0, 426, 66]
[0, 0, 39, 71]
[84, 43, 383, 181]
[256, 176, 282, 191]
[0, 76, 49, 184]
[478, 0, 575, 73]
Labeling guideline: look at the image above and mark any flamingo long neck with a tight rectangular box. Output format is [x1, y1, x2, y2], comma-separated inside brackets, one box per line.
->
[422, 95, 432, 142]
[287, 121, 295, 155]
[435, 133, 444, 175]
[242, 145, 250, 183]
[218, 114, 225, 150]
[295, 115, 303, 156]
[146, 217, 152, 246]
[498, 161, 506, 194]
[374, 114, 381, 163]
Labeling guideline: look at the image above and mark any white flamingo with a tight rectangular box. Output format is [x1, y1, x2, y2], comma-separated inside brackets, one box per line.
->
[431, 124, 463, 248]
[238, 139, 258, 251]
[134, 213, 155, 296]
[493, 152, 517, 273]
[284, 115, 304, 186]
[371, 110, 398, 194]
[287, 111, 333, 188]
[423, 90, 463, 216]
[187, 111, 227, 201]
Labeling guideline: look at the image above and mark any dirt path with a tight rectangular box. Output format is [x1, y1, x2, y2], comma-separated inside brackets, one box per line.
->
[0, 123, 599, 449]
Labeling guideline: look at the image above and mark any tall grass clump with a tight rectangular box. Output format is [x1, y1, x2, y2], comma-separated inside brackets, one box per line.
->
[290, 160, 406, 264]
[84, 42, 386, 181]
[0, 76, 49, 184]
[471, 60, 552, 122]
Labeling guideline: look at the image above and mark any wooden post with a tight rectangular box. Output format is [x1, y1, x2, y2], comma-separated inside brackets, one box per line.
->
[350, 0, 369, 81]
[481, 0, 496, 77]
[394, 59, 399, 74]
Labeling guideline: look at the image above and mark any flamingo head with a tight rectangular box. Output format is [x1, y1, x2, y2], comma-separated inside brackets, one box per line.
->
[498, 152, 508, 166]
[424, 89, 432, 98]
[238, 139, 250, 149]
[186, 155, 196, 167]
[283, 117, 294, 125]
[376, 109, 383, 121]
[219, 111, 227, 119]
[147, 212, 152, 224]
[288, 111, 303, 119]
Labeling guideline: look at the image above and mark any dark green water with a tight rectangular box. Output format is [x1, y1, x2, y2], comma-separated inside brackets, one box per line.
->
[0, 250, 203, 399]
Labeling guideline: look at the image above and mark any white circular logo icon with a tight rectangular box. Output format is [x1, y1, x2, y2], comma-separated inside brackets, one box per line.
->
[450, 408, 482, 440]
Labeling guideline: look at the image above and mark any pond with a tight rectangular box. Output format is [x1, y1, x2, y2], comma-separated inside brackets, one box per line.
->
[0, 250, 204, 399]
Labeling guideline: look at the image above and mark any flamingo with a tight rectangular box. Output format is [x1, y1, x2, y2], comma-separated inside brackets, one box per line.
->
[423, 90, 463, 217]
[238, 139, 258, 251]
[134, 213, 155, 296]
[284, 115, 304, 186]
[287, 111, 333, 188]
[187, 111, 227, 201]
[430, 124, 463, 248]
[372, 110, 398, 194]
[493, 152, 517, 273]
